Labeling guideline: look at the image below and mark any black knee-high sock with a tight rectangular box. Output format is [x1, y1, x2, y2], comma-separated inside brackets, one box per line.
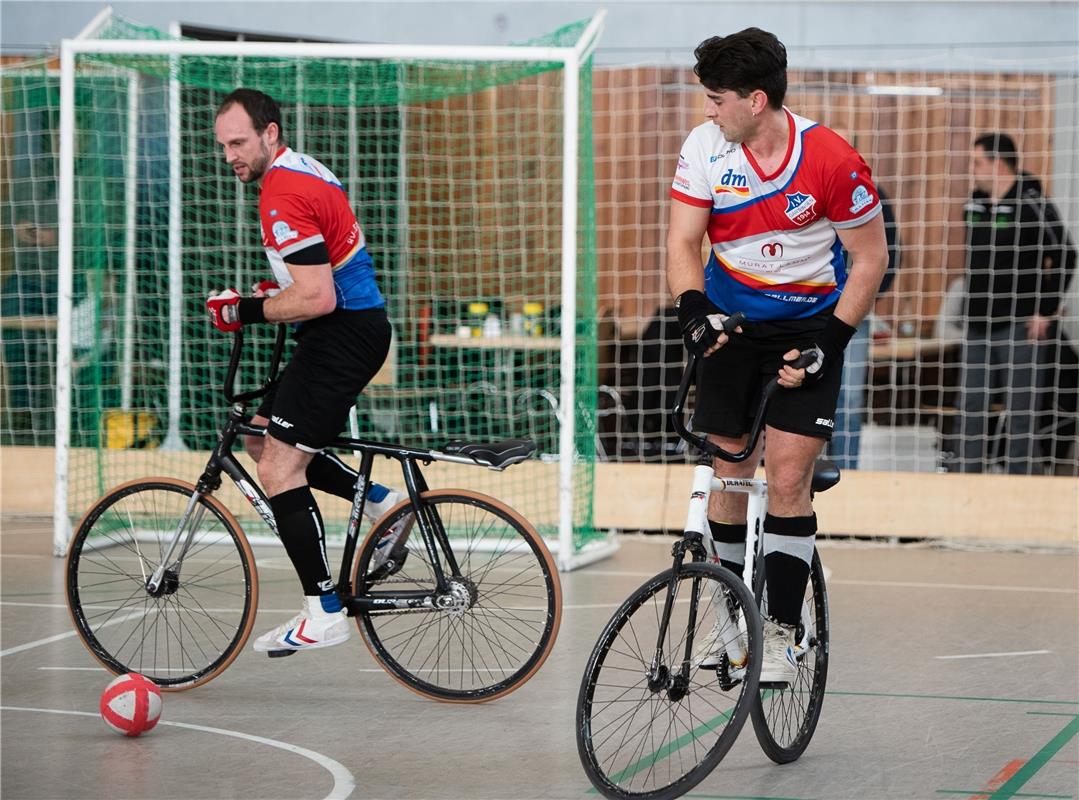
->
[708, 520, 747, 579]
[762, 513, 816, 626]
[305, 452, 359, 501]
[269, 486, 334, 596]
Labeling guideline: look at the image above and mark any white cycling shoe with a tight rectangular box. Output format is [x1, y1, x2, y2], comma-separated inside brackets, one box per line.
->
[253, 595, 351, 654]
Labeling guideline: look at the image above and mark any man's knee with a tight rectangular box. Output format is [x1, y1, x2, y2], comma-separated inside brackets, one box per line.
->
[257, 437, 313, 496]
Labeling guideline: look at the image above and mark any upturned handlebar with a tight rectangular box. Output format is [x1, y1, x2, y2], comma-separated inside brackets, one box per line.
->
[670, 314, 818, 463]
[223, 324, 287, 404]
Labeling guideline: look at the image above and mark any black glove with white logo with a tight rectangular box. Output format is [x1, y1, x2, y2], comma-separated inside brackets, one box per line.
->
[788, 314, 857, 383]
[676, 290, 735, 356]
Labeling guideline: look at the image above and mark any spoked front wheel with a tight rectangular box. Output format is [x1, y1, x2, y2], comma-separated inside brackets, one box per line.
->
[351, 489, 561, 703]
[65, 478, 258, 690]
[750, 548, 829, 763]
[577, 562, 762, 800]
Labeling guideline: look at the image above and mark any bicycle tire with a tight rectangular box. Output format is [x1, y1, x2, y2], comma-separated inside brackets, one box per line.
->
[750, 548, 829, 763]
[577, 562, 762, 800]
[65, 478, 258, 691]
[350, 489, 561, 703]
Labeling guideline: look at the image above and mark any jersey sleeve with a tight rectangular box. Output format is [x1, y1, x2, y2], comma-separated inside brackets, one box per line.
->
[670, 128, 713, 208]
[259, 189, 326, 260]
[821, 144, 882, 229]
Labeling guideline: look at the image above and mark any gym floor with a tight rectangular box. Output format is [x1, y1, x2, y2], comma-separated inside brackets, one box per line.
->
[2, 516, 1077, 800]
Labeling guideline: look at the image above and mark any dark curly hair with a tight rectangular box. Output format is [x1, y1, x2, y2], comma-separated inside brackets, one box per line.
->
[693, 28, 788, 110]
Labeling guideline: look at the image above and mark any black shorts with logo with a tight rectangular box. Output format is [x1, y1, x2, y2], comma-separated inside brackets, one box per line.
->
[256, 308, 392, 452]
[693, 312, 843, 441]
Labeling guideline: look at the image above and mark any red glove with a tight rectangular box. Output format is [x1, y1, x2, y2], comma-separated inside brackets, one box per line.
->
[252, 279, 282, 298]
[206, 288, 242, 332]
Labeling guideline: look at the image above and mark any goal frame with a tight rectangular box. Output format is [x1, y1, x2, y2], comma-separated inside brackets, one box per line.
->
[53, 12, 614, 571]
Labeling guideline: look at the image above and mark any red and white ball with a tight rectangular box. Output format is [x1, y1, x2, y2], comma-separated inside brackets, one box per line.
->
[99, 673, 162, 737]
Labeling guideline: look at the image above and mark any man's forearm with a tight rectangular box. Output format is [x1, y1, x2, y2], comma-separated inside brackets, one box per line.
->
[833, 255, 888, 327]
[667, 239, 707, 300]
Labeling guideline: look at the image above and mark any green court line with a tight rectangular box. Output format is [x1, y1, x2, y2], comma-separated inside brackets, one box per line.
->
[582, 690, 1079, 794]
[937, 790, 1072, 799]
[987, 715, 1079, 800]
[829, 691, 1079, 706]
[597, 707, 737, 787]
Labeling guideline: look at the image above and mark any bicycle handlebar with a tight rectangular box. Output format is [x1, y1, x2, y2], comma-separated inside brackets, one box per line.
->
[670, 313, 818, 463]
[223, 324, 287, 404]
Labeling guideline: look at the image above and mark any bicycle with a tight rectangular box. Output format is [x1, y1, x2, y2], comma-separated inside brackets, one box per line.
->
[66, 325, 562, 701]
[576, 318, 836, 799]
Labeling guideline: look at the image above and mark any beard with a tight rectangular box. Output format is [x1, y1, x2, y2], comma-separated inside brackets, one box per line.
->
[236, 143, 273, 184]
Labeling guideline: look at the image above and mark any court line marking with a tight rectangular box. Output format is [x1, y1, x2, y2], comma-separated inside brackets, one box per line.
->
[0, 706, 355, 800]
[580, 570, 1078, 594]
[0, 607, 158, 658]
[936, 650, 1052, 660]
[986, 713, 1079, 800]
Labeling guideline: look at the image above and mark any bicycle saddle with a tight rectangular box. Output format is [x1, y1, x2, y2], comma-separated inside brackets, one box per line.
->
[811, 458, 841, 493]
[441, 438, 537, 470]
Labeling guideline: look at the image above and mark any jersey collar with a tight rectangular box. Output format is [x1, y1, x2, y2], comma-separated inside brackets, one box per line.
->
[742, 108, 796, 183]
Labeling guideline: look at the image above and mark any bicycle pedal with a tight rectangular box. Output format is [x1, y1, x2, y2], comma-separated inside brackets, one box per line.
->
[267, 648, 297, 659]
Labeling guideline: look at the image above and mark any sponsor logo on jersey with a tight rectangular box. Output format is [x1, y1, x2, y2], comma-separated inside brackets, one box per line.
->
[784, 192, 817, 225]
[709, 145, 737, 162]
[271, 220, 299, 244]
[271, 415, 294, 429]
[761, 242, 784, 258]
[678, 156, 690, 170]
[714, 168, 750, 197]
[849, 185, 874, 214]
[815, 417, 835, 428]
[673, 175, 692, 191]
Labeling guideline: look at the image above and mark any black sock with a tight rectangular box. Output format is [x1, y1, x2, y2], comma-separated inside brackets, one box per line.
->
[305, 452, 359, 501]
[708, 520, 746, 579]
[268, 486, 334, 596]
[762, 513, 816, 626]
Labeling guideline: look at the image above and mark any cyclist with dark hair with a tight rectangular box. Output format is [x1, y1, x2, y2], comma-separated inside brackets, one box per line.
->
[668, 28, 888, 683]
[208, 88, 404, 654]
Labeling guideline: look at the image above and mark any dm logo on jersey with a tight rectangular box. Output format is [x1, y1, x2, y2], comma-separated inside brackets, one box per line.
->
[784, 192, 817, 226]
[714, 168, 750, 197]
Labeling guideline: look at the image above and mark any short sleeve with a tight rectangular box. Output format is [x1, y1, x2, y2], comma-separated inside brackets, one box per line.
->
[259, 190, 326, 259]
[822, 146, 882, 229]
[670, 129, 713, 208]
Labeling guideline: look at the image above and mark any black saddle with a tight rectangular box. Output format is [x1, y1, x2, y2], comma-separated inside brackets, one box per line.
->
[811, 458, 841, 493]
[441, 438, 537, 470]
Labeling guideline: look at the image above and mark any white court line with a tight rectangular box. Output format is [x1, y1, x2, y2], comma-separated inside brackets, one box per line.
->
[39, 666, 106, 671]
[0, 554, 49, 558]
[832, 579, 1078, 594]
[0, 706, 355, 800]
[936, 649, 1052, 660]
[0, 607, 157, 658]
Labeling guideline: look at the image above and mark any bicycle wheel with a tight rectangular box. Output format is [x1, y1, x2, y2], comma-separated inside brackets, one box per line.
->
[750, 548, 829, 763]
[350, 489, 561, 703]
[66, 478, 258, 691]
[577, 563, 762, 800]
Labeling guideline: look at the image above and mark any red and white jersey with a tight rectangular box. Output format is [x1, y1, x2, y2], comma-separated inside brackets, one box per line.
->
[671, 110, 880, 320]
[259, 147, 383, 310]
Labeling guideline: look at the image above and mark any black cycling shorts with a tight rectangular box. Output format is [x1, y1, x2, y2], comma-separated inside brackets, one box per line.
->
[693, 313, 843, 441]
[256, 308, 392, 452]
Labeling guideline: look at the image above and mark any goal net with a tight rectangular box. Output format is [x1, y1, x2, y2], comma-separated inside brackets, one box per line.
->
[22, 12, 609, 565]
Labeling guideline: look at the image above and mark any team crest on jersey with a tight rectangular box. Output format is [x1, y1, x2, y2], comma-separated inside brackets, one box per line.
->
[714, 168, 750, 197]
[271, 220, 299, 244]
[784, 192, 817, 226]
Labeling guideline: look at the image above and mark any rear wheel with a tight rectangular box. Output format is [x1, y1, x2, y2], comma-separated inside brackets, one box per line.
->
[750, 548, 829, 763]
[65, 478, 258, 691]
[351, 489, 561, 703]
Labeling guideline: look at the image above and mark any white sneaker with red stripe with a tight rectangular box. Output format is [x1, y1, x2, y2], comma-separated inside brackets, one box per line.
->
[253, 595, 351, 653]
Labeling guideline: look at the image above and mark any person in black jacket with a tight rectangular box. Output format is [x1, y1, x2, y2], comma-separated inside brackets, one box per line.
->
[959, 133, 1076, 474]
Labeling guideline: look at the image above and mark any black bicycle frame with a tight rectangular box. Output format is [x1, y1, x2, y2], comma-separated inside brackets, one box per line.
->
[187, 326, 480, 616]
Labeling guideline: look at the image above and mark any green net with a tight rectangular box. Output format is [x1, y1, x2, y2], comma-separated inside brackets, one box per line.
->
[0, 16, 600, 556]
